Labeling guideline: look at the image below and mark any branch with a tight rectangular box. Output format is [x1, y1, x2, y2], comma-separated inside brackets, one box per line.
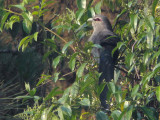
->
[115, 65, 140, 81]
[38, 22, 76, 52]
[3, 8, 21, 16]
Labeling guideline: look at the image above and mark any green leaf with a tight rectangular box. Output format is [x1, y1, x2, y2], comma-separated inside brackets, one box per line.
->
[117, 42, 125, 49]
[77, 0, 86, 9]
[153, 63, 160, 76]
[10, 4, 26, 11]
[76, 63, 87, 78]
[75, 22, 87, 33]
[141, 106, 158, 120]
[18, 35, 34, 51]
[80, 77, 94, 94]
[156, 86, 160, 102]
[32, 11, 39, 15]
[1, 12, 10, 31]
[22, 12, 33, 22]
[79, 98, 90, 106]
[23, 0, 28, 4]
[58, 87, 70, 104]
[52, 56, 61, 68]
[6, 15, 20, 30]
[22, 19, 32, 34]
[69, 53, 78, 71]
[152, 0, 159, 17]
[76, 8, 85, 22]
[143, 51, 150, 64]
[44, 87, 60, 102]
[128, 1, 132, 7]
[108, 82, 116, 93]
[125, 53, 134, 67]
[111, 110, 121, 120]
[58, 107, 64, 120]
[92, 44, 103, 49]
[131, 84, 139, 99]
[95, 2, 101, 14]
[22, 12, 33, 34]
[119, 105, 133, 120]
[29, 88, 36, 96]
[130, 14, 138, 31]
[88, 7, 95, 18]
[36, 75, 51, 87]
[25, 82, 30, 92]
[70, 82, 79, 98]
[61, 104, 72, 117]
[62, 41, 73, 54]
[147, 29, 153, 49]
[53, 72, 60, 82]
[115, 9, 127, 23]
[134, 14, 138, 30]
[145, 15, 155, 31]
[97, 82, 106, 97]
[34, 32, 38, 41]
[96, 111, 109, 120]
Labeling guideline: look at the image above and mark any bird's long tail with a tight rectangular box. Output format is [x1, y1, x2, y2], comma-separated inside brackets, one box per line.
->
[99, 49, 114, 109]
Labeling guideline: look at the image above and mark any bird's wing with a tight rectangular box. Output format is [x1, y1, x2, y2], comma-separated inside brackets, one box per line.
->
[99, 30, 120, 47]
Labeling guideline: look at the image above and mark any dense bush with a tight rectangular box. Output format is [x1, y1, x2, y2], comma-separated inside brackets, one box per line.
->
[0, 0, 160, 119]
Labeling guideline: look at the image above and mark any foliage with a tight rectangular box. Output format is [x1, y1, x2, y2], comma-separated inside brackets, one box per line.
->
[0, 0, 160, 119]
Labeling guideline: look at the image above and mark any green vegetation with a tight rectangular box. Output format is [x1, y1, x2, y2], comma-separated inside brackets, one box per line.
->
[0, 0, 160, 119]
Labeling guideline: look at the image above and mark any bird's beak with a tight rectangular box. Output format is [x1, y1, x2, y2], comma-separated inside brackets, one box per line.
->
[87, 18, 93, 22]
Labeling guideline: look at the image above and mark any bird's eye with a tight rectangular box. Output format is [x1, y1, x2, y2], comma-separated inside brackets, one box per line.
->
[94, 18, 102, 21]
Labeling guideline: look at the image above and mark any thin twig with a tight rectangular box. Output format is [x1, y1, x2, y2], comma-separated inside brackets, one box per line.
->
[62, 70, 76, 77]
[115, 65, 140, 81]
[3, 8, 21, 16]
[43, 26, 76, 52]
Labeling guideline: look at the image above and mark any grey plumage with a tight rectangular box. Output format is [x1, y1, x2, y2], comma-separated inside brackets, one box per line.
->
[88, 15, 119, 109]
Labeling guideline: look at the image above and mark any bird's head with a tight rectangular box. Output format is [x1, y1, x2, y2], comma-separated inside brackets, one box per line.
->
[88, 15, 113, 32]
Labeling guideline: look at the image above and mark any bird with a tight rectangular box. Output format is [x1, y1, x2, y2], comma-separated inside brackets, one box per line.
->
[88, 14, 119, 110]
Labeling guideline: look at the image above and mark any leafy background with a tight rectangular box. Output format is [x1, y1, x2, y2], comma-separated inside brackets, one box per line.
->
[0, 0, 160, 119]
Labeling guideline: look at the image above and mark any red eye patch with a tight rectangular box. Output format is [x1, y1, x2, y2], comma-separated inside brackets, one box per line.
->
[93, 18, 102, 21]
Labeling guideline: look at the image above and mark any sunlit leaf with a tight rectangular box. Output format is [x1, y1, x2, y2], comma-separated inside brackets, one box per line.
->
[156, 86, 160, 102]
[25, 82, 30, 92]
[1, 12, 10, 31]
[34, 32, 38, 41]
[77, 0, 86, 9]
[95, 2, 101, 14]
[88, 7, 95, 18]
